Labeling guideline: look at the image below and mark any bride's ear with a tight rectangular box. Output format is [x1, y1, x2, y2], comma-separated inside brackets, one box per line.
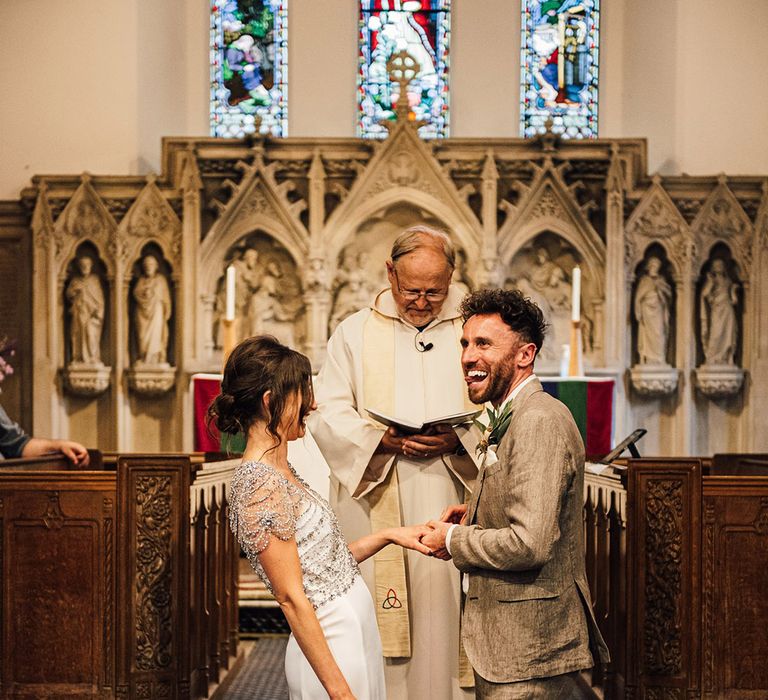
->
[261, 390, 272, 418]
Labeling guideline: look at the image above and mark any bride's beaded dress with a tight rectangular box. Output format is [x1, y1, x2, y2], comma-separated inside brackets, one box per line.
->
[230, 460, 386, 700]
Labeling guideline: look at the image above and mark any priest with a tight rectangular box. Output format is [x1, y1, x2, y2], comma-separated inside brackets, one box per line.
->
[309, 225, 481, 700]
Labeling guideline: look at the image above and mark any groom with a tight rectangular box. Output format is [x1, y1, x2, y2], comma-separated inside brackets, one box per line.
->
[422, 289, 609, 698]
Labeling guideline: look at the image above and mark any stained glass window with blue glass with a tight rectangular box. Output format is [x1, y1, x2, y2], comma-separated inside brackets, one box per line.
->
[358, 1, 451, 139]
[520, 0, 600, 139]
[210, 1, 288, 138]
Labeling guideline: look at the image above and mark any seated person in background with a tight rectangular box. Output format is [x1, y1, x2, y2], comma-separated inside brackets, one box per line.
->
[0, 403, 90, 466]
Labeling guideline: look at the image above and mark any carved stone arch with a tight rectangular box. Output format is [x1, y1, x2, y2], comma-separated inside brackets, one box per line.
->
[322, 120, 482, 263]
[200, 216, 304, 299]
[498, 170, 605, 292]
[53, 177, 118, 279]
[625, 180, 690, 281]
[202, 187, 309, 293]
[322, 188, 482, 272]
[500, 220, 605, 299]
[119, 179, 182, 270]
[691, 178, 754, 281]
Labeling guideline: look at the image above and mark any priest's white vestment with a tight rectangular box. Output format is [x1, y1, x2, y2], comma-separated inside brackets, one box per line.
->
[309, 286, 479, 700]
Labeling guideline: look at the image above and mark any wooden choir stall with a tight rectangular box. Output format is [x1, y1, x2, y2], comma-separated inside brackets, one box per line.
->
[0, 451, 244, 700]
[584, 454, 768, 699]
[3, 444, 768, 699]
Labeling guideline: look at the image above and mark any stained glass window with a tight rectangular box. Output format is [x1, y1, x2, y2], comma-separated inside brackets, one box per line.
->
[520, 0, 600, 139]
[210, 1, 288, 138]
[358, 1, 451, 139]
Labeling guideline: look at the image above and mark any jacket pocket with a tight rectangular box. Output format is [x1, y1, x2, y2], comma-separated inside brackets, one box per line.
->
[493, 579, 561, 602]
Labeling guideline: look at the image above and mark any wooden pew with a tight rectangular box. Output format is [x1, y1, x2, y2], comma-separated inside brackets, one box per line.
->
[583, 456, 768, 699]
[0, 451, 243, 700]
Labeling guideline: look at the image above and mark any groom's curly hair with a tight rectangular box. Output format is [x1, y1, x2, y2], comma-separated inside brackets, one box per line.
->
[460, 289, 548, 356]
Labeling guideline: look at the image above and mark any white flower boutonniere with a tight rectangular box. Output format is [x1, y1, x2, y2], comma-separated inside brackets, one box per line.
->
[474, 402, 514, 466]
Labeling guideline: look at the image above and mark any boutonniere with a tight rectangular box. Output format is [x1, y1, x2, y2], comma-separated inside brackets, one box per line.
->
[474, 402, 513, 462]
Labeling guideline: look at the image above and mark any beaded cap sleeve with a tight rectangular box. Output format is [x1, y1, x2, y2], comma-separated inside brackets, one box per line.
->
[229, 460, 359, 609]
[229, 462, 300, 557]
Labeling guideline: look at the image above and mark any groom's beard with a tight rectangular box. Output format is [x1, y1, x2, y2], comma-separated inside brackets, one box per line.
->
[467, 355, 517, 405]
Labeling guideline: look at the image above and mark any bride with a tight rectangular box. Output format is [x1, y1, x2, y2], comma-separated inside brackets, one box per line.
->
[209, 335, 432, 700]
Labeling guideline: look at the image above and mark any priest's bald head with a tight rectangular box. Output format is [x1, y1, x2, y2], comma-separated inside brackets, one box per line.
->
[385, 225, 455, 327]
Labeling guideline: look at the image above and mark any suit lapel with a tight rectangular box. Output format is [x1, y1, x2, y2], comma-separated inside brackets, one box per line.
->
[466, 377, 544, 524]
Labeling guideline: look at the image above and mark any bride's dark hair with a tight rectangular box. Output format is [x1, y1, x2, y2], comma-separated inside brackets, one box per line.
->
[207, 335, 314, 447]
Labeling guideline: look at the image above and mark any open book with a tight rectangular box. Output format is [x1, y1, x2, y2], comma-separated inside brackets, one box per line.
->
[365, 407, 481, 435]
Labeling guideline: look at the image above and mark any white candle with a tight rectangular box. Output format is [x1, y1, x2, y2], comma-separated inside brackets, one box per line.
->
[225, 265, 236, 321]
[571, 266, 581, 322]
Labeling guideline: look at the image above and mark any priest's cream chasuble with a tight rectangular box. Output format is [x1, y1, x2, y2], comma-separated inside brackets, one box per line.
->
[309, 286, 479, 700]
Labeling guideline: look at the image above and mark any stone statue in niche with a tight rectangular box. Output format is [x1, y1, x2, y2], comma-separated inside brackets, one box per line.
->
[233, 247, 263, 317]
[214, 241, 304, 350]
[527, 246, 571, 311]
[214, 246, 263, 346]
[329, 249, 379, 333]
[248, 259, 302, 348]
[133, 255, 172, 366]
[509, 243, 575, 364]
[66, 254, 105, 365]
[634, 256, 672, 366]
[700, 259, 739, 366]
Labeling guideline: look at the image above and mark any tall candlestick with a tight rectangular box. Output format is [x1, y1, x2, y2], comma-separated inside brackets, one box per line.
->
[571, 266, 581, 322]
[225, 265, 236, 321]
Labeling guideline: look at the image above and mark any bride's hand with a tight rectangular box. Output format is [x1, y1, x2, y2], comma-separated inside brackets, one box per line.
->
[388, 524, 434, 556]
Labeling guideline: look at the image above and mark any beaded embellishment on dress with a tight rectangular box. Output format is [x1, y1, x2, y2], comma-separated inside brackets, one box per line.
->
[229, 460, 360, 609]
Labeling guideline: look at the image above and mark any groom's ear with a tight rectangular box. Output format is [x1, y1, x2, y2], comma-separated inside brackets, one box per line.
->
[517, 342, 537, 368]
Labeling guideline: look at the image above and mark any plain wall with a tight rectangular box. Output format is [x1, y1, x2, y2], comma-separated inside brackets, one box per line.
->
[1, 0, 767, 199]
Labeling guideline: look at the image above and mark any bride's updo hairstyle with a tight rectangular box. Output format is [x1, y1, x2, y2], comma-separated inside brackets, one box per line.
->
[207, 335, 314, 445]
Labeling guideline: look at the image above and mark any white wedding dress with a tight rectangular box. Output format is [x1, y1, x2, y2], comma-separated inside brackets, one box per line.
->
[230, 460, 386, 700]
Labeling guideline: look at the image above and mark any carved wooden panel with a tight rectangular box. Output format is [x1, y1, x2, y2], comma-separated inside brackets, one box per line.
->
[116, 456, 191, 700]
[702, 479, 768, 698]
[627, 459, 701, 699]
[1, 453, 241, 700]
[0, 476, 116, 699]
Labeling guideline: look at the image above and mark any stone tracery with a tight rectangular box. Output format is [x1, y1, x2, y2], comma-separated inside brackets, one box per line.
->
[20, 114, 768, 453]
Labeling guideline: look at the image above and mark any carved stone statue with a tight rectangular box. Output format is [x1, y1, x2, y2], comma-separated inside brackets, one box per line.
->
[329, 250, 378, 333]
[634, 256, 672, 365]
[234, 247, 263, 317]
[700, 259, 739, 365]
[133, 255, 172, 365]
[66, 255, 104, 365]
[528, 246, 571, 310]
[509, 246, 573, 364]
[248, 260, 299, 347]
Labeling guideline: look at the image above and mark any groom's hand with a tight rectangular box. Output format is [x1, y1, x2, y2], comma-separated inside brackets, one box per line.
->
[438, 503, 467, 525]
[422, 520, 452, 560]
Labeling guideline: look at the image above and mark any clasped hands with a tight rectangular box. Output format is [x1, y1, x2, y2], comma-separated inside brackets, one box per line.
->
[395, 504, 467, 561]
[377, 424, 459, 460]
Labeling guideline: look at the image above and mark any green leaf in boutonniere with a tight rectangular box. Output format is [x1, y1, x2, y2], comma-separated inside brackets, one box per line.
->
[487, 402, 513, 446]
[473, 402, 513, 458]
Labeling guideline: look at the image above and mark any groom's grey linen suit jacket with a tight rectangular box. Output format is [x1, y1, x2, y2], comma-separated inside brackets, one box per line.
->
[450, 377, 610, 683]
